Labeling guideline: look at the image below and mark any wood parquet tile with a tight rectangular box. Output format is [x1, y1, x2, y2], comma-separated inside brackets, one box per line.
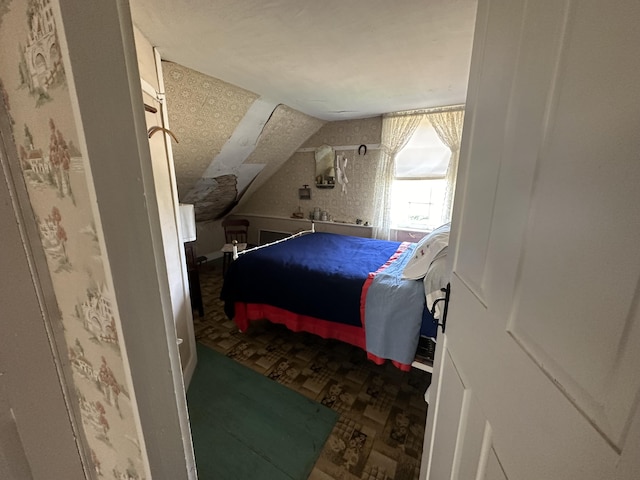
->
[193, 260, 431, 480]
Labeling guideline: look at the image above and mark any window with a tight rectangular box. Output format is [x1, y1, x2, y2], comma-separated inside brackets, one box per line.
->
[391, 116, 450, 231]
[391, 179, 446, 230]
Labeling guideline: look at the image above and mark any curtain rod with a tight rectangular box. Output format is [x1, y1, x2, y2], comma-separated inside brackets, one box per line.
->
[384, 103, 465, 117]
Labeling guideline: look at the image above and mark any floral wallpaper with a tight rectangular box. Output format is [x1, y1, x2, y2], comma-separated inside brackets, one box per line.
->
[0, 1, 145, 478]
[238, 117, 382, 225]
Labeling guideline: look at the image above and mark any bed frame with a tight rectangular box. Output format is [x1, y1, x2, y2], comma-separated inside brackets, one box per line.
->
[231, 222, 316, 259]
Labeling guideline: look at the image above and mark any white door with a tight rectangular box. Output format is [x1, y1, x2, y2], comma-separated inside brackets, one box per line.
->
[421, 1, 640, 479]
[142, 80, 198, 387]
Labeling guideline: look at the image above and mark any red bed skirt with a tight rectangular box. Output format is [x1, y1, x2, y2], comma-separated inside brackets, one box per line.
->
[233, 302, 412, 371]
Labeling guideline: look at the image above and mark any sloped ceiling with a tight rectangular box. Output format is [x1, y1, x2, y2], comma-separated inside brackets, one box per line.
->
[130, 1, 477, 218]
[162, 61, 260, 198]
[162, 61, 324, 219]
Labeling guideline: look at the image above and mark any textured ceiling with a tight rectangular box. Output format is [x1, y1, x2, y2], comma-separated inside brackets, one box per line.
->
[129, 0, 477, 121]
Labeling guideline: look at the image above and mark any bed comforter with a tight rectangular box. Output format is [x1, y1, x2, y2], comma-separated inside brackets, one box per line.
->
[220, 232, 437, 369]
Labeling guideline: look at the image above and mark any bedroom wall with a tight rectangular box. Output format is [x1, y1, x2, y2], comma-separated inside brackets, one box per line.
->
[0, 0, 148, 477]
[236, 116, 382, 225]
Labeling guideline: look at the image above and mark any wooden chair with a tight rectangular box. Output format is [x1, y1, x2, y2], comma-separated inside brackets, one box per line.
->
[221, 218, 250, 273]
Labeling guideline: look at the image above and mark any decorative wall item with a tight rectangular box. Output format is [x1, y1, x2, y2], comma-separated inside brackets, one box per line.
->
[298, 185, 311, 200]
[315, 144, 335, 188]
[336, 153, 349, 195]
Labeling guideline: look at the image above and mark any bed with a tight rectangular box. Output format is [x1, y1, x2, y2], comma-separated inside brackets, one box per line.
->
[220, 223, 451, 371]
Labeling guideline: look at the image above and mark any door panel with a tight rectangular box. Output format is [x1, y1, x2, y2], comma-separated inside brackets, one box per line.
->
[502, 0, 640, 449]
[0, 381, 33, 480]
[423, 0, 640, 478]
[453, 0, 524, 304]
[422, 342, 492, 480]
[456, 391, 490, 480]
[428, 350, 466, 479]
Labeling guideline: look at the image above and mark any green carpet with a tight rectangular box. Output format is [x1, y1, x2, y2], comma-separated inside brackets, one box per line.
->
[187, 343, 339, 479]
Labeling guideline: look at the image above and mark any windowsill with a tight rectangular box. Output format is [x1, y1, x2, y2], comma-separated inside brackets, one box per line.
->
[391, 227, 432, 243]
[391, 226, 433, 233]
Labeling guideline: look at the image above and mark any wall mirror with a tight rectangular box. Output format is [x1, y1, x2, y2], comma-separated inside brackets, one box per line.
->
[315, 144, 335, 189]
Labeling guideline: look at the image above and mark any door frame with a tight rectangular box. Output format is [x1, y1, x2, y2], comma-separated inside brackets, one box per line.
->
[57, 0, 197, 477]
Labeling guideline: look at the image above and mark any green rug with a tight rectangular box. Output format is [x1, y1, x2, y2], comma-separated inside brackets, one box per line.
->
[187, 343, 339, 479]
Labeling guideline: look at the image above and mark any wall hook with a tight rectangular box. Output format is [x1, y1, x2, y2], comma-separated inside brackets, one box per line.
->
[147, 126, 179, 143]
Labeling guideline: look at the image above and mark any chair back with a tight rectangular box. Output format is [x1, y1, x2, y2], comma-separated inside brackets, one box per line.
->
[222, 218, 250, 245]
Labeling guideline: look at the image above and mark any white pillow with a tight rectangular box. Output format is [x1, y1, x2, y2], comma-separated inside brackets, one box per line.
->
[402, 224, 450, 280]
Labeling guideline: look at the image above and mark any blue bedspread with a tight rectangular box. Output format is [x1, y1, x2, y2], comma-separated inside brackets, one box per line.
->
[220, 232, 437, 364]
[222, 233, 401, 325]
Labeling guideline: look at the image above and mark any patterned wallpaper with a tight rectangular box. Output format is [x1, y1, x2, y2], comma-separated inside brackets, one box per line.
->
[238, 117, 382, 225]
[162, 60, 259, 198]
[302, 116, 382, 148]
[159, 55, 383, 246]
[162, 60, 325, 224]
[0, 1, 145, 478]
[238, 103, 326, 203]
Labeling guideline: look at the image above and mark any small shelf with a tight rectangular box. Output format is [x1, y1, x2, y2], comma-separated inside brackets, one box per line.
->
[239, 213, 374, 229]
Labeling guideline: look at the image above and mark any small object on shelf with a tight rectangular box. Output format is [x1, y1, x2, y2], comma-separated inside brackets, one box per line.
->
[291, 206, 305, 219]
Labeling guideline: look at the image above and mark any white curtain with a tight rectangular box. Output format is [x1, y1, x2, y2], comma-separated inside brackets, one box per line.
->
[429, 109, 465, 223]
[373, 112, 424, 240]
